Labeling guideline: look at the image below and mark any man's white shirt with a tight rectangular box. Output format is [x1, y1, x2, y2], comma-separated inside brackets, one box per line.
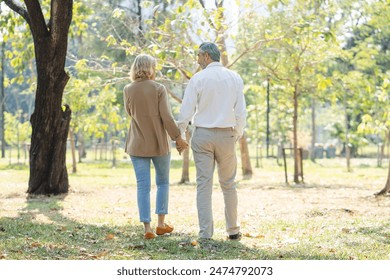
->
[178, 62, 247, 138]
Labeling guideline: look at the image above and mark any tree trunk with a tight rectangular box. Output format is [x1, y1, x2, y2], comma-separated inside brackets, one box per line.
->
[9, 0, 74, 195]
[77, 131, 86, 163]
[0, 41, 5, 158]
[16, 119, 20, 163]
[376, 162, 390, 196]
[376, 131, 390, 196]
[310, 98, 316, 162]
[345, 110, 351, 172]
[180, 129, 191, 183]
[69, 128, 77, 173]
[239, 132, 252, 179]
[266, 77, 270, 158]
[293, 84, 300, 184]
[112, 138, 117, 168]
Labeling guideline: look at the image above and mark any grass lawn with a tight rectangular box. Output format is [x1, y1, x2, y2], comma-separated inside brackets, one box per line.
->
[0, 155, 389, 260]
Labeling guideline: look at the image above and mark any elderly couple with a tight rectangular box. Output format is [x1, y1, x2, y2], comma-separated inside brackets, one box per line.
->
[123, 42, 247, 241]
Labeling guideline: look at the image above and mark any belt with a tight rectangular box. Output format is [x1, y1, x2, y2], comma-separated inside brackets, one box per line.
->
[196, 127, 234, 131]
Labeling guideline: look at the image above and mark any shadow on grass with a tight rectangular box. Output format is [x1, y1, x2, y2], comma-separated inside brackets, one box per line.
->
[355, 224, 390, 245]
[0, 194, 271, 260]
[0, 163, 29, 170]
[2, 194, 387, 260]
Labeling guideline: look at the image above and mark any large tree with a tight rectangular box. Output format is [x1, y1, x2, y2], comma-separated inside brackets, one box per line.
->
[3, 0, 73, 194]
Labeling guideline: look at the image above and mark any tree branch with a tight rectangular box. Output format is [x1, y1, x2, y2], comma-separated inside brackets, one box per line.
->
[165, 87, 182, 103]
[24, 0, 49, 38]
[198, 0, 217, 31]
[50, 0, 73, 44]
[260, 60, 293, 86]
[177, 66, 192, 80]
[227, 36, 284, 68]
[3, 0, 30, 24]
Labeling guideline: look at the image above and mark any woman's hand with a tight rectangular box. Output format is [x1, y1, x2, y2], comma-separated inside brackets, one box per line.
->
[175, 136, 188, 155]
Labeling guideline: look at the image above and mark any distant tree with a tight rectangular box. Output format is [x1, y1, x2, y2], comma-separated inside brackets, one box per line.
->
[3, 0, 73, 194]
[241, 0, 337, 183]
[4, 110, 30, 163]
[336, 0, 390, 193]
[0, 40, 4, 158]
[0, 4, 33, 159]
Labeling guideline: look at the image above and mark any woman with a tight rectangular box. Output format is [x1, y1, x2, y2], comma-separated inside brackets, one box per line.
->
[123, 54, 188, 239]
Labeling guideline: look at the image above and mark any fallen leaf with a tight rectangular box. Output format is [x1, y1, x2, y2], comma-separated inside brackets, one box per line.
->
[244, 233, 265, 239]
[96, 251, 108, 258]
[31, 242, 41, 248]
[105, 233, 115, 240]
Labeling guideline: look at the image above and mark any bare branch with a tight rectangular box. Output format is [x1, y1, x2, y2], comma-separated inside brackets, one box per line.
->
[165, 87, 182, 103]
[259, 59, 293, 86]
[177, 66, 192, 80]
[227, 36, 285, 68]
[3, 0, 30, 24]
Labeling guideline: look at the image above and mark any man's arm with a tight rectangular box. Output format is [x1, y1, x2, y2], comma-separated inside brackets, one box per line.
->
[234, 76, 247, 138]
[177, 78, 197, 135]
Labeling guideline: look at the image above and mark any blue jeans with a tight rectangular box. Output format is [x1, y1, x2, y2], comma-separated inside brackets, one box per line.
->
[130, 153, 171, 223]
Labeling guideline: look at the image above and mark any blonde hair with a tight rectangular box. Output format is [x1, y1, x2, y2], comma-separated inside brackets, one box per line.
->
[130, 54, 156, 81]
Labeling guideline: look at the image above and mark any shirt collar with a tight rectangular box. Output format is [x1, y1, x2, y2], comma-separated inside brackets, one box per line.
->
[206, 62, 223, 68]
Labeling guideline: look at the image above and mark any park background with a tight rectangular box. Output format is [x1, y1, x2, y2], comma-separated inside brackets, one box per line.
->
[0, 0, 389, 260]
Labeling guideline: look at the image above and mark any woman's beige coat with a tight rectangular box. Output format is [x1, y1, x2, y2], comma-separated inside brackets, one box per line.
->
[123, 79, 180, 157]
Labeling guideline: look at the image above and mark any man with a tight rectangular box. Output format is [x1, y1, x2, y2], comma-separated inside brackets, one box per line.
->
[178, 42, 247, 240]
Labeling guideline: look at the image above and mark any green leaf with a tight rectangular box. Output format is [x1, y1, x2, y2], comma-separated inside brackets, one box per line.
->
[105, 35, 117, 47]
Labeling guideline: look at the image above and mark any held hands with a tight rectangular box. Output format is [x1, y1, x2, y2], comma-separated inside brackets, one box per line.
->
[175, 136, 188, 155]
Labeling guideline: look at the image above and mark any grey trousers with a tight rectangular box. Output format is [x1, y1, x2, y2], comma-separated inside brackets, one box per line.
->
[191, 127, 240, 238]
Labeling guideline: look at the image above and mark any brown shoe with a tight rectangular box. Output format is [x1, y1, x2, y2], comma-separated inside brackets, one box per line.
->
[156, 224, 174, 235]
[144, 232, 156, 239]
